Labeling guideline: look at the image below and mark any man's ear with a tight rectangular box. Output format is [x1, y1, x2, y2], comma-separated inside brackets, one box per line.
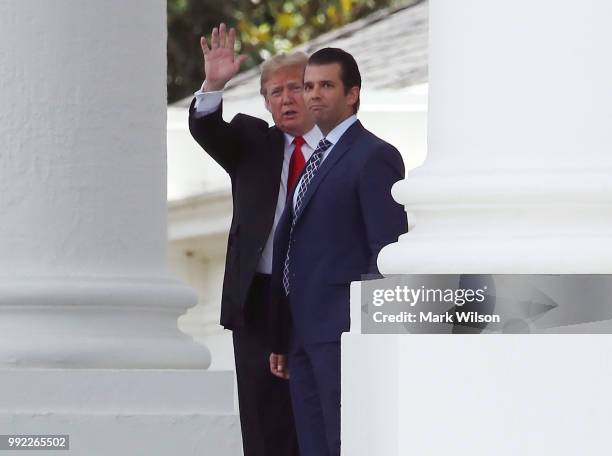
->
[264, 96, 271, 113]
[347, 86, 360, 110]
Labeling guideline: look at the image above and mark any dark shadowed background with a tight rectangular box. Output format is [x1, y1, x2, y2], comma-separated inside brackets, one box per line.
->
[167, 0, 417, 103]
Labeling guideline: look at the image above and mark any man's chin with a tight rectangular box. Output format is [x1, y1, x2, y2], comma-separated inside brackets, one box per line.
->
[279, 119, 306, 135]
[312, 115, 331, 132]
[310, 113, 326, 126]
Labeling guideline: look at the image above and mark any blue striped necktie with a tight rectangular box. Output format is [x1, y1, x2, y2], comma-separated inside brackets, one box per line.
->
[282, 138, 333, 295]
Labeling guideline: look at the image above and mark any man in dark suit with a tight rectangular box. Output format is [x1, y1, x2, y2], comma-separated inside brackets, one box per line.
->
[269, 48, 408, 456]
[188, 23, 322, 456]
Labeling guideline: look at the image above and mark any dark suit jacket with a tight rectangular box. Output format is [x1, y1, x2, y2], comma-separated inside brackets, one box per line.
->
[270, 120, 408, 352]
[188, 100, 285, 330]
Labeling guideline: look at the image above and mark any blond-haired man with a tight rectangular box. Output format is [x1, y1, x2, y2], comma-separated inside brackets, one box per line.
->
[188, 23, 321, 456]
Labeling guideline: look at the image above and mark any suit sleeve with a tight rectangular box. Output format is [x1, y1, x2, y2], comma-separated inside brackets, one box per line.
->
[187, 98, 268, 174]
[358, 145, 409, 275]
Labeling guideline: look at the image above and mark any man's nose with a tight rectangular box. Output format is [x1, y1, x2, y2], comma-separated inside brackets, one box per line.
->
[281, 88, 294, 104]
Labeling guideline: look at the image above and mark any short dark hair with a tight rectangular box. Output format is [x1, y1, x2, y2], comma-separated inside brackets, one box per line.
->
[308, 47, 361, 113]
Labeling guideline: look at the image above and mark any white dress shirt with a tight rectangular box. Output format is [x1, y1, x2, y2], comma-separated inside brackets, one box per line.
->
[192, 88, 322, 273]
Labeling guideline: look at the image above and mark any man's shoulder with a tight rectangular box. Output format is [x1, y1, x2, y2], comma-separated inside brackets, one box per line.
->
[232, 114, 284, 148]
[188, 98, 274, 134]
[231, 112, 271, 132]
[352, 124, 400, 157]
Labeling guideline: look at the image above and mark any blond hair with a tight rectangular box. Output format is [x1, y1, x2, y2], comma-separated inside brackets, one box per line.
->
[259, 51, 308, 98]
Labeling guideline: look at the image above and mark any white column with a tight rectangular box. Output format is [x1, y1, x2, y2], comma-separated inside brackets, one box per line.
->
[379, 0, 612, 274]
[0, 0, 209, 368]
[344, 1, 612, 455]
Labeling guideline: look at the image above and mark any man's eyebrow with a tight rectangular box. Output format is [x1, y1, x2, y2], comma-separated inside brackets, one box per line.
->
[304, 79, 333, 84]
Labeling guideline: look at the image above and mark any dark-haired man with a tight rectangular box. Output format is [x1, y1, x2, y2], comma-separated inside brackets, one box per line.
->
[269, 48, 408, 456]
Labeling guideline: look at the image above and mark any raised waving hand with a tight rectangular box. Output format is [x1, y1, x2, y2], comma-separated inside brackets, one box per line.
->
[200, 23, 248, 92]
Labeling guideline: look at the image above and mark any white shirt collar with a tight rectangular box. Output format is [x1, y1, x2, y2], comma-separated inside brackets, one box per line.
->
[283, 125, 322, 149]
[325, 114, 358, 146]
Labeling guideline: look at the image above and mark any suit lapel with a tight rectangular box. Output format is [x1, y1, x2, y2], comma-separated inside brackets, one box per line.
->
[263, 126, 285, 197]
[248, 126, 284, 252]
[293, 120, 364, 224]
[262, 124, 285, 213]
[269, 126, 285, 168]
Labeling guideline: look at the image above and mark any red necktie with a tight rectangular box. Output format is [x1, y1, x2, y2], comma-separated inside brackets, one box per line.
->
[287, 136, 306, 194]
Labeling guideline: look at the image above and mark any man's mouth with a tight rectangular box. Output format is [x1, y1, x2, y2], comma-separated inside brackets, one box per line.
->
[309, 105, 325, 111]
[282, 110, 298, 118]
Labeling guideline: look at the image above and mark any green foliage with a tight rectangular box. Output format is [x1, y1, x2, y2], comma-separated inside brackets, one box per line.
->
[167, 0, 231, 103]
[167, 0, 407, 103]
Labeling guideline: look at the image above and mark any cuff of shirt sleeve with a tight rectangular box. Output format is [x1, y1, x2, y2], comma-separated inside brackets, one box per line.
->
[193, 86, 223, 117]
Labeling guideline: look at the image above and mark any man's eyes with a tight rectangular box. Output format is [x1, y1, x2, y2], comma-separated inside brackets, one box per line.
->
[270, 86, 303, 96]
[303, 82, 333, 90]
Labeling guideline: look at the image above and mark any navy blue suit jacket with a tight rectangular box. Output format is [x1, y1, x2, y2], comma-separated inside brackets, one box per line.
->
[269, 120, 408, 352]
